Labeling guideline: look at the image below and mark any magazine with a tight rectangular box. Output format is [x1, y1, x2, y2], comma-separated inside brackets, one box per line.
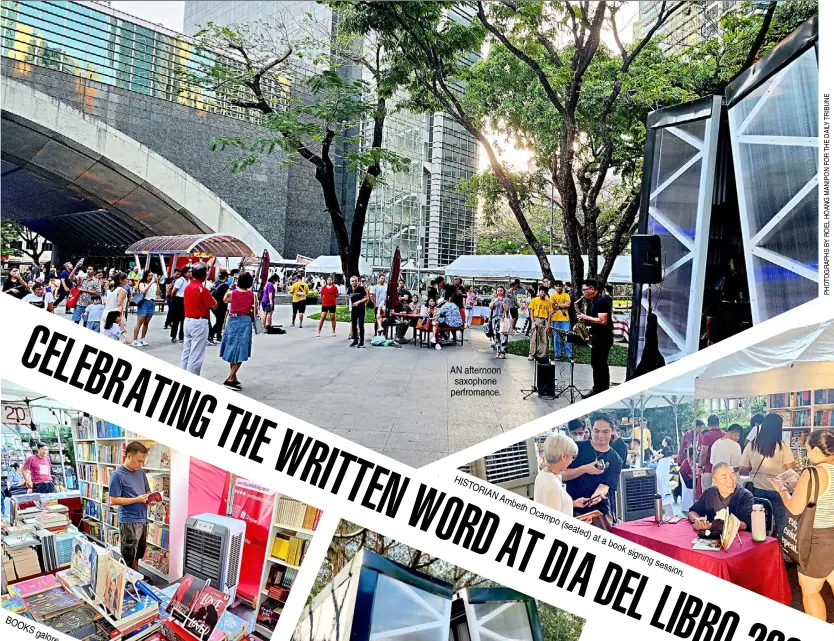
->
[104, 561, 128, 619]
[183, 586, 231, 641]
[775, 468, 801, 493]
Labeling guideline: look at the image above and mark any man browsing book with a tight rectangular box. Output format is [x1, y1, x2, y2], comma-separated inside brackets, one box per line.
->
[109, 441, 151, 569]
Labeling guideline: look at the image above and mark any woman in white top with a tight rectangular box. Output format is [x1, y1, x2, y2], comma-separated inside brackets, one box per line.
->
[739, 413, 795, 542]
[534, 433, 590, 517]
[131, 272, 159, 346]
[101, 272, 128, 335]
[770, 429, 834, 621]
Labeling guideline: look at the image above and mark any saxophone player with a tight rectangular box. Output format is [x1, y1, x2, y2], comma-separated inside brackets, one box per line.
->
[578, 279, 614, 396]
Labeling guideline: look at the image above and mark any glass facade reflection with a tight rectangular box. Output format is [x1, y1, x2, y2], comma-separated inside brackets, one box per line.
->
[1, 0, 290, 121]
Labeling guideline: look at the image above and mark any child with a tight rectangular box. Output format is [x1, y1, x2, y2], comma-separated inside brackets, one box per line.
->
[84, 295, 104, 332]
[104, 310, 124, 342]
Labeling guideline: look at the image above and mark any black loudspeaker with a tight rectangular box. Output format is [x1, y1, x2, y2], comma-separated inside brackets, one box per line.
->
[631, 234, 662, 284]
[536, 362, 556, 396]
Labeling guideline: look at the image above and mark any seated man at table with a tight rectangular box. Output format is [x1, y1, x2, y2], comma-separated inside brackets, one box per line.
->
[688, 462, 753, 534]
[394, 294, 414, 341]
[430, 297, 463, 350]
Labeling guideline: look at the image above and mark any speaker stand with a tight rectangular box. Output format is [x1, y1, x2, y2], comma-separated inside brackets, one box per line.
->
[522, 359, 555, 400]
[554, 357, 586, 404]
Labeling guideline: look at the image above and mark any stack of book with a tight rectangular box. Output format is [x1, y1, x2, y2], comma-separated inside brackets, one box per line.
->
[3, 544, 42, 579]
[264, 564, 295, 602]
[38, 505, 70, 532]
[36, 529, 78, 571]
[275, 498, 321, 530]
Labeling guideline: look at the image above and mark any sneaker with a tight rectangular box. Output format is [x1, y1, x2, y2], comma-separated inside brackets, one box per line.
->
[170, 338, 177, 343]
[176, 339, 183, 343]
[131, 340, 142, 347]
[223, 379, 237, 388]
[140, 339, 148, 346]
[291, 323, 295, 327]
[206, 339, 215, 346]
[358, 343, 365, 348]
[434, 343, 442, 351]
[350, 341, 358, 348]
[332, 332, 337, 337]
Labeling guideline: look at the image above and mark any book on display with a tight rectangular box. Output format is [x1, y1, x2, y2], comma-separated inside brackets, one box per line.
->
[104, 560, 129, 619]
[182, 586, 231, 641]
[11, 573, 60, 598]
[22, 586, 83, 621]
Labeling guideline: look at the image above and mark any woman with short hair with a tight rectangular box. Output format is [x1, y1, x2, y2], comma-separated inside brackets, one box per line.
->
[534, 433, 589, 516]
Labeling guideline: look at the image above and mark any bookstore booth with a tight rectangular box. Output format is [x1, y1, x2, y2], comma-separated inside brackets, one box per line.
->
[2, 402, 322, 641]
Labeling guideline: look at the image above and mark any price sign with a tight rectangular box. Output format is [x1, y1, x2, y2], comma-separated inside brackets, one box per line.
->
[2, 403, 31, 426]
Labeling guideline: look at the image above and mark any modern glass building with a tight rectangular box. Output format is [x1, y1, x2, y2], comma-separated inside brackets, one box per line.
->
[184, 0, 478, 272]
[1, 0, 290, 120]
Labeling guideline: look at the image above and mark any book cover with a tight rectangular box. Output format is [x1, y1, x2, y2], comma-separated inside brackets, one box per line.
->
[23, 587, 82, 621]
[1, 595, 26, 614]
[13, 574, 60, 598]
[169, 575, 208, 625]
[183, 586, 231, 641]
[104, 561, 128, 619]
[44, 604, 111, 636]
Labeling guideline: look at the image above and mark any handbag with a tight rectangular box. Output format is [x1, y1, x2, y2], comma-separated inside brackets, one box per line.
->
[132, 288, 145, 305]
[744, 454, 765, 493]
[782, 467, 818, 569]
[499, 315, 513, 334]
[66, 287, 79, 309]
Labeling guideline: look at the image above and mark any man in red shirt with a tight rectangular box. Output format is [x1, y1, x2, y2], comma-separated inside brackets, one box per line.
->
[317, 275, 339, 337]
[698, 415, 725, 492]
[181, 263, 217, 375]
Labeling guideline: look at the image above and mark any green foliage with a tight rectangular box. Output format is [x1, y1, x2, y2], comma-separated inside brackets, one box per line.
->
[1, 220, 23, 256]
[307, 305, 375, 323]
[538, 601, 585, 641]
[682, 1, 818, 94]
[505, 339, 628, 367]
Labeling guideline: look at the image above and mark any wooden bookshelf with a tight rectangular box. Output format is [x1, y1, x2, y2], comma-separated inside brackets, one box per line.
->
[71, 414, 188, 583]
[253, 496, 322, 638]
[768, 388, 834, 457]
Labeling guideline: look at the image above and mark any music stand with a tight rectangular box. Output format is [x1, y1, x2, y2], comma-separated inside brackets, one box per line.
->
[553, 329, 590, 403]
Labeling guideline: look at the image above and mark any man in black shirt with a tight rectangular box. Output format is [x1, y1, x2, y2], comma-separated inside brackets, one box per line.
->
[348, 275, 369, 348]
[578, 279, 614, 395]
[688, 462, 754, 533]
[610, 424, 628, 467]
[444, 276, 466, 325]
[564, 412, 623, 524]
[209, 270, 230, 343]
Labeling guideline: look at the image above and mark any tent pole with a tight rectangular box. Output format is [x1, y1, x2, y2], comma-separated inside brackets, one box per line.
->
[639, 394, 645, 469]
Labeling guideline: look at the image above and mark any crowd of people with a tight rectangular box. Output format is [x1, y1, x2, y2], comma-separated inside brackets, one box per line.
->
[534, 412, 834, 621]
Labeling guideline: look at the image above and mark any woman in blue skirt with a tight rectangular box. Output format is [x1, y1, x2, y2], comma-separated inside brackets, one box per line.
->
[219, 271, 256, 389]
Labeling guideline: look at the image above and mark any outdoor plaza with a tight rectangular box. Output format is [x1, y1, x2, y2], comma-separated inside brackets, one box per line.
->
[135, 305, 626, 467]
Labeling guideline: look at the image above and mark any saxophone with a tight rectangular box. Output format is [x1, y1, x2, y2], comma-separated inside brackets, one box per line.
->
[573, 297, 591, 343]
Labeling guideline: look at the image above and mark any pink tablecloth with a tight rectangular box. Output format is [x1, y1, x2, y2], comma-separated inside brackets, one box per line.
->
[612, 517, 791, 605]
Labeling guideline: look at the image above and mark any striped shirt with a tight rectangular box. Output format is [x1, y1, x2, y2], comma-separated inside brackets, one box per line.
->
[814, 463, 834, 529]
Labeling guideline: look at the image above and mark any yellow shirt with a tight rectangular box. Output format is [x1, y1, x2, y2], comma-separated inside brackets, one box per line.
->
[528, 296, 553, 320]
[550, 292, 570, 322]
[289, 281, 309, 303]
[632, 426, 652, 450]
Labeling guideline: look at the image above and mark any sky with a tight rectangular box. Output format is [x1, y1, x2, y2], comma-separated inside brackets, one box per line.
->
[109, 1, 185, 31]
[107, 1, 640, 171]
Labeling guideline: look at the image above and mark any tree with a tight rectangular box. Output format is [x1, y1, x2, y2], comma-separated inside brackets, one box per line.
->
[1, 221, 45, 265]
[340, 2, 558, 281]
[1, 221, 22, 257]
[189, 14, 410, 277]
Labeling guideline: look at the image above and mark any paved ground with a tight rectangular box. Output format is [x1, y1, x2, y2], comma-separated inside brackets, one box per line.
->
[119, 305, 626, 466]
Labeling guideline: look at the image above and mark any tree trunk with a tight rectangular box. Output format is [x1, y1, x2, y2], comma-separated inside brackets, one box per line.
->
[349, 101, 387, 277]
[315, 161, 352, 278]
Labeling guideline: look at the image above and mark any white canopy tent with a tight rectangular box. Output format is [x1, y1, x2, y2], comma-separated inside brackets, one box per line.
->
[303, 255, 371, 276]
[443, 254, 632, 283]
[695, 321, 834, 398]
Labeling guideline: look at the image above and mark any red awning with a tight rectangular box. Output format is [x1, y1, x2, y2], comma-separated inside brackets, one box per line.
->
[126, 234, 255, 258]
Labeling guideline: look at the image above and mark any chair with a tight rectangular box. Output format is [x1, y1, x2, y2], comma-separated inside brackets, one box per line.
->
[753, 497, 775, 537]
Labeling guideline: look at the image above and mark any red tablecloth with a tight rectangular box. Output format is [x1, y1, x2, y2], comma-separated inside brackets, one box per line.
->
[612, 517, 791, 605]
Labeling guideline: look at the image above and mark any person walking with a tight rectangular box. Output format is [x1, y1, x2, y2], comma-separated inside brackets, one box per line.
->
[131, 272, 158, 346]
[488, 286, 511, 359]
[289, 273, 309, 328]
[347, 275, 368, 348]
[527, 285, 553, 361]
[739, 412, 795, 543]
[219, 271, 256, 389]
[261, 273, 279, 328]
[318, 275, 339, 337]
[371, 274, 388, 336]
[769, 429, 834, 621]
[180, 263, 217, 375]
[168, 266, 190, 343]
[208, 270, 230, 344]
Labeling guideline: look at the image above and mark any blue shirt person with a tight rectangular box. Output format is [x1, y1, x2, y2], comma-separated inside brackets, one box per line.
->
[108, 441, 151, 568]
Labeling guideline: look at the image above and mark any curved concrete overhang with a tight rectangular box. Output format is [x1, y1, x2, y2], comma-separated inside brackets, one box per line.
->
[1, 75, 277, 257]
